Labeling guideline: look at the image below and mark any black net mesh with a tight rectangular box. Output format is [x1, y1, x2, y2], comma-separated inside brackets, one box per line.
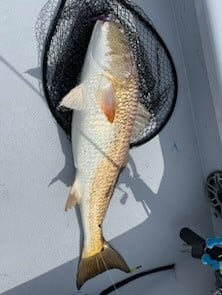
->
[41, 0, 177, 147]
[207, 171, 222, 216]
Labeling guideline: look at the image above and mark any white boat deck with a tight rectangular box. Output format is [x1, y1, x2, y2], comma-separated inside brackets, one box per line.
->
[0, 0, 221, 294]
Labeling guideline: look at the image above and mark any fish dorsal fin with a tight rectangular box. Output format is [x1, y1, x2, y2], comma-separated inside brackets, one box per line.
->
[131, 102, 152, 142]
[97, 76, 116, 123]
[59, 84, 85, 110]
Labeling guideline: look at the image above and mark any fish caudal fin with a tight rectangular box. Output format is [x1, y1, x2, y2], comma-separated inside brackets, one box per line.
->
[76, 241, 130, 289]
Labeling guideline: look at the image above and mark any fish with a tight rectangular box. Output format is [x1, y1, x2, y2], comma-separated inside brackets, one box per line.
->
[60, 18, 151, 289]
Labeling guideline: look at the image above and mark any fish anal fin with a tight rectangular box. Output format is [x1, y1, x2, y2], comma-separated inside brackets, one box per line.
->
[59, 84, 85, 110]
[65, 193, 78, 211]
[97, 78, 116, 123]
[77, 241, 130, 289]
[65, 181, 81, 211]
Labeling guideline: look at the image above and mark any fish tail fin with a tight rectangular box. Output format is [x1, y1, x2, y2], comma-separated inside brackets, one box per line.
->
[76, 241, 130, 289]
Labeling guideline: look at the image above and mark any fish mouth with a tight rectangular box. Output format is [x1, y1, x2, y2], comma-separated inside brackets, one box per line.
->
[91, 15, 117, 23]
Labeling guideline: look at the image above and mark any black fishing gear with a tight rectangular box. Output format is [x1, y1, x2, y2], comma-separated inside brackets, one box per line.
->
[180, 227, 222, 295]
[207, 171, 222, 216]
[39, 0, 177, 146]
[100, 264, 175, 295]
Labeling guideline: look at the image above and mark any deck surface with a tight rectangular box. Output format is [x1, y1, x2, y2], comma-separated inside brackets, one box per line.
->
[0, 0, 216, 294]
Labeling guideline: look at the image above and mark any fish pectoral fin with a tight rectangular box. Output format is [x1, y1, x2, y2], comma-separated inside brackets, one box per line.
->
[130, 102, 152, 143]
[59, 84, 85, 110]
[97, 77, 116, 123]
[77, 241, 130, 290]
[65, 181, 81, 211]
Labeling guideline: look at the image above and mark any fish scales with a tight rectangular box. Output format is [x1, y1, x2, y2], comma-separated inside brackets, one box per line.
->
[87, 78, 139, 255]
[60, 20, 140, 289]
